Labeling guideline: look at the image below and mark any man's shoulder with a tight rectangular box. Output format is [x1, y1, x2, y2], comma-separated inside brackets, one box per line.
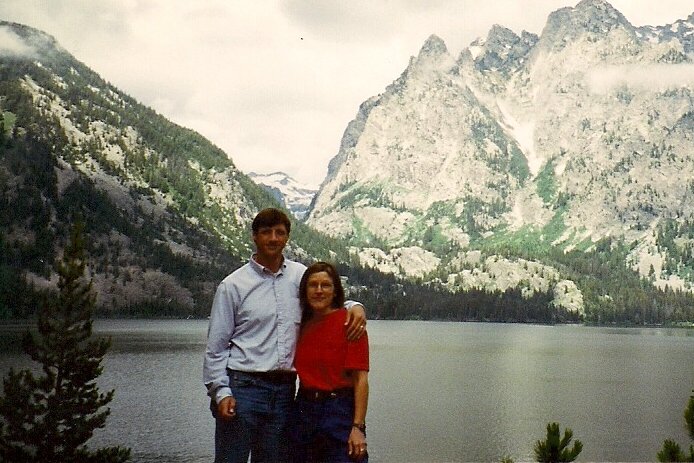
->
[283, 258, 307, 271]
[282, 258, 307, 281]
[219, 262, 254, 285]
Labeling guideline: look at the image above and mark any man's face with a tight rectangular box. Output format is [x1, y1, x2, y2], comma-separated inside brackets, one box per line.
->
[253, 224, 289, 261]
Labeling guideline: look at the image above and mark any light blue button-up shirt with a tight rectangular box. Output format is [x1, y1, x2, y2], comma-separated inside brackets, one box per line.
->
[203, 255, 305, 403]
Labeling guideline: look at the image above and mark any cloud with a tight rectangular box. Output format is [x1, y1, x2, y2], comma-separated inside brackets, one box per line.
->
[0, 26, 37, 58]
[610, 0, 694, 27]
[1, 0, 694, 185]
[587, 64, 694, 93]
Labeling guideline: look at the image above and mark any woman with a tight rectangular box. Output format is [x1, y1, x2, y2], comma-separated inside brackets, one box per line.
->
[290, 262, 370, 462]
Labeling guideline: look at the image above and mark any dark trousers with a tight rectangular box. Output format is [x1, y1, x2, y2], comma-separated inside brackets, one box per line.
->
[290, 390, 368, 463]
[213, 370, 296, 463]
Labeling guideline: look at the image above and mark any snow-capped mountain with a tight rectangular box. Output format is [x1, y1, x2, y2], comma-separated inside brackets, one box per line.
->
[308, 0, 694, 303]
[247, 172, 317, 220]
[636, 11, 694, 54]
[3, 5, 693, 323]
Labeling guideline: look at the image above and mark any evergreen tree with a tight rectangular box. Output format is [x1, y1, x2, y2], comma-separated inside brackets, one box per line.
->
[533, 422, 583, 463]
[657, 390, 694, 462]
[0, 222, 130, 462]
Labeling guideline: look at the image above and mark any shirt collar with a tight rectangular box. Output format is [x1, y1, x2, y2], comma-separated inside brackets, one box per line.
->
[250, 253, 286, 276]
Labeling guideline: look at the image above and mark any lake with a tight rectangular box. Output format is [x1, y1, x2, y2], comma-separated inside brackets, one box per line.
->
[0, 320, 693, 462]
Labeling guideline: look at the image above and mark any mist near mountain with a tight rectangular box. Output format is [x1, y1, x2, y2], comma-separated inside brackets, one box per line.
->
[2, 1, 694, 323]
[307, 0, 694, 316]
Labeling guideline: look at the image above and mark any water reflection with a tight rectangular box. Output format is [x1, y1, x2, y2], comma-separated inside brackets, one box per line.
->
[0, 320, 692, 462]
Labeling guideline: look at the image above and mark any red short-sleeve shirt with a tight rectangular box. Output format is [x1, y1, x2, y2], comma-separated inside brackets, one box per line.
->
[294, 308, 369, 391]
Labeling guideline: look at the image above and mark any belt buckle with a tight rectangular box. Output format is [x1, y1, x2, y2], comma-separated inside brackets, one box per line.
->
[312, 391, 320, 400]
[329, 392, 337, 399]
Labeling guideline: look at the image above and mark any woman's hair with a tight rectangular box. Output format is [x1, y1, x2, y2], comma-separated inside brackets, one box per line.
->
[299, 261, 345, 322]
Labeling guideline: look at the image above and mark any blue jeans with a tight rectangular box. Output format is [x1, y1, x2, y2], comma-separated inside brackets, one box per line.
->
[214, 370, 296, 463]
[290, 392, 368, 463]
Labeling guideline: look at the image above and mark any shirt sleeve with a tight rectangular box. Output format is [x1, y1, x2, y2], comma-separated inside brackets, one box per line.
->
[203, 281, 235, 403]
[345, 332, 369, 372]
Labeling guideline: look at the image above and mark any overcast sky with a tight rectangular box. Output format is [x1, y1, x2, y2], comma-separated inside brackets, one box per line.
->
[1, 1, 693, 186]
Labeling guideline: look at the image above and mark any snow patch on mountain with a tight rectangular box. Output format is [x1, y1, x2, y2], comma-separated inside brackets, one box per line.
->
[497, 98, 540, 175]
[248, 172, 317, 220]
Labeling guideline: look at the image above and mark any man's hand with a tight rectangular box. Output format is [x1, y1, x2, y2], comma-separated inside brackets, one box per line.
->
[345, 303, 367, 341]
[217, 396, 236, 420]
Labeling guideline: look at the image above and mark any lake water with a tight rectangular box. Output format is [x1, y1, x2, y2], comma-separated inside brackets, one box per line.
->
[0, 320, 693, 462]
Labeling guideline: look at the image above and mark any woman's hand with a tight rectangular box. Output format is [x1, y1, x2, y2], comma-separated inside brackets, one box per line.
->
[345, 304, 367, 341]
[347, 426, 367, 460]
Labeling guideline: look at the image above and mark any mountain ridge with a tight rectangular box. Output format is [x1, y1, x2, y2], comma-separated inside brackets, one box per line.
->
[247, 171, 317, 220]
[0, 20, 333, 317]
[2, 6, 694, 324]
[306, 0, 694, 317]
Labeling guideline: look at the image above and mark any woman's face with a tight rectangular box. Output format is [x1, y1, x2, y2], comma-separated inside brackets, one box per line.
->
[306, 271, 335, 313]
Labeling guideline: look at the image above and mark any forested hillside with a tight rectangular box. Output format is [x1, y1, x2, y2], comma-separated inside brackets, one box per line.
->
[1, 19, 693, 325]
[0, 21, 341, 318]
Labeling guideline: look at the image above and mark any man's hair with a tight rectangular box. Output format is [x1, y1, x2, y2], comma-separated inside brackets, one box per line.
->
[251, 208, 291, 234]
[299, 261, 346, 322]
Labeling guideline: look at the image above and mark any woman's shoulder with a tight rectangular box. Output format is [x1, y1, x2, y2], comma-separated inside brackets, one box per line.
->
[321, 308, 348, 327]
[322, 307, 347, 320]
[304, 308, 346, 327]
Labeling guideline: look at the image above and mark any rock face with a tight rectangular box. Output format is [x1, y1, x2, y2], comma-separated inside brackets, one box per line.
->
[307, 0, 694, 304]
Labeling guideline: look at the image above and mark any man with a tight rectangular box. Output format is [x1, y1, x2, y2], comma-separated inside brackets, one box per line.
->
[204, 208, 366, 463]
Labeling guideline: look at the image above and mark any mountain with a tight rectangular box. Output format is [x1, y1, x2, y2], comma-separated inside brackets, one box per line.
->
[2, 7, 693, 325]
[307, 0, 694, 320]
[0, 21, 339, 318]
[247, 172, 317, 220]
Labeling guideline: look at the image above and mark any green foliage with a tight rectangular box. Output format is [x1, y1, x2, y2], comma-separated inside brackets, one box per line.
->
[3, 22, 694, 324]
[559, 241, 694, 325]
[0, 49, 248, 317]
[340, 263, 575, 323]
[289, 220, 353, 264]
[657, 440, 691, 463]
[469, 113, 529, 184]
[658, 391, 694, 462]
[459, 196, 509, 237]
[536, 159, 558, 204]
[331, 182, 406, 213]
[0, 222, 130, 462]
[533, 422, 583, 463]
[686, 392, 694, 442]
[480, 205, 582, 256]
[656, 219, 694, 282]
[1, 111, 16, 137]
[478, 226, 694, 325]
